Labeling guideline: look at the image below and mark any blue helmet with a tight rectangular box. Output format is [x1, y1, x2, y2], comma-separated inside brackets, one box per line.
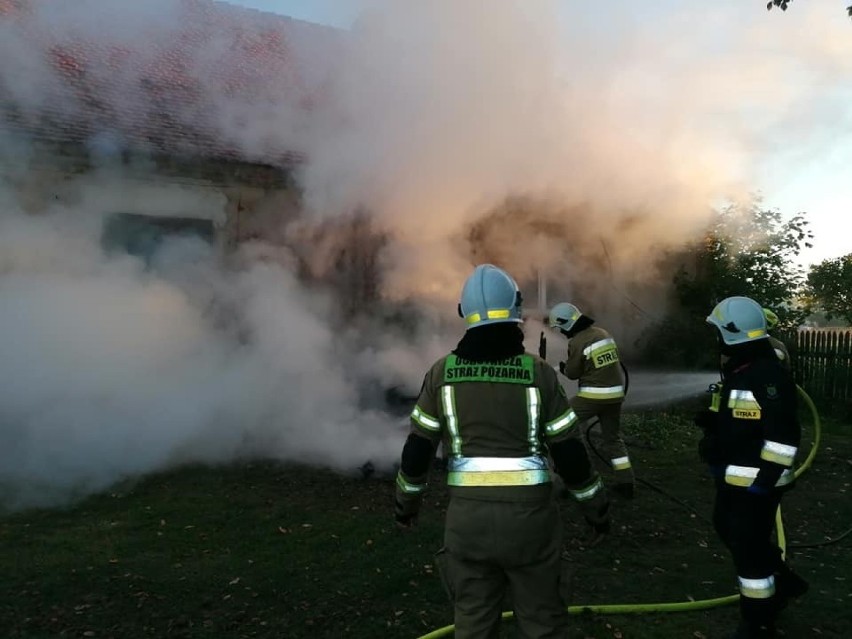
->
[706, 296, 768, 345]
[458, 264, 523, 329]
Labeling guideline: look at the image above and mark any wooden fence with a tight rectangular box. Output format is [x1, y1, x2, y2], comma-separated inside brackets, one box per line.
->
[788, 329, 852, 403]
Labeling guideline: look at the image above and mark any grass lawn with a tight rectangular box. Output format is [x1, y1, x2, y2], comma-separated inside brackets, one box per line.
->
[1, 405, 850, 638]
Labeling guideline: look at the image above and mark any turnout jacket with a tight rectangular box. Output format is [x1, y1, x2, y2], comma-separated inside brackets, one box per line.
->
[395, 352, 605, 520]
[704, 349, 801, 493]
[561, 326, 625, 402]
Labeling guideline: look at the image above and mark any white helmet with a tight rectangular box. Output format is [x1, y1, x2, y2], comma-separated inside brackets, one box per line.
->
[706, 296, 768, 345]
[548, 302, 582, 333]
[458, 264, 523, 329]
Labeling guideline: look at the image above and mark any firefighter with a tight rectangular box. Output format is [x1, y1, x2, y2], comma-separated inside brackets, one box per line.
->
[547, 302, 634, 498]
[394, 264, 610, 639]
[695, 296, 808, 639]
[763, 308, 791, 371]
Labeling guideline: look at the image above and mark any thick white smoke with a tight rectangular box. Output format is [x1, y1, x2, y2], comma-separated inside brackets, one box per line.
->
[0, 172, 455, 511]
[300, 0, 852, 307]
[2, 0, 851, 510]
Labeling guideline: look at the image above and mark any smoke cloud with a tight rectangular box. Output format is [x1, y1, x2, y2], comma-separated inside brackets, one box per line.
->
[0, 173, 456, 510]
[301, 0, 852, 310]
[1, 0, 851, 509]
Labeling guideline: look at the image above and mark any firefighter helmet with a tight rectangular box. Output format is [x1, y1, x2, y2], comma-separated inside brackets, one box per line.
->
[458, 264, 523, 329]
[706, 296, 768, 345]
[763, 307, 780, 330]
[548, 302, 582, 333]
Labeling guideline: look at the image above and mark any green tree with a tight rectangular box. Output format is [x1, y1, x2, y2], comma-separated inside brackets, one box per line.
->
[639, 202, 812, 368]
[674, 203, 811, 328]
[766, 0, 852, 18]
[806, 254, 852, 325]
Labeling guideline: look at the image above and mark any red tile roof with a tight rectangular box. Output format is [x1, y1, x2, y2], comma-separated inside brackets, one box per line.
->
[0, 0, 342, 165]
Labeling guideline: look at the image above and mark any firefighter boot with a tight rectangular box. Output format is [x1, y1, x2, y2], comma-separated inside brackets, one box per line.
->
[725, 620, 776, 639]
[777, 566, 809, 599]
[775, 566, 809, 610]
[612, 483, 634, 499]
[728, 596, 777, 639]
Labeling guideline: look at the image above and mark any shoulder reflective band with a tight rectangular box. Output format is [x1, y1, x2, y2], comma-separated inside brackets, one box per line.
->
[583, 338, 620, 369]
[545, 407, 578, 437]
[411, 405, 441, 432]
[443, 354, 534, 385]
[728, 388, 762, 420]
[578, 385, 625, 399]
[738, 575, 776, 599]
[728, 389, 760, 408]
[760, 440, 798, 467]
[569, 475, 604, 501]
[611, 455, 632, 470]
[447, 456, 550, 487]
[723, 465, 794, 488]
[441, 386, 462, 456]
[526, 387, 541, 455]
[396, 472, 427, 494]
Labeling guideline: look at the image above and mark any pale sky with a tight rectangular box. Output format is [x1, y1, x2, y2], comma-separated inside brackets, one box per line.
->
[229, 0, 851, 268]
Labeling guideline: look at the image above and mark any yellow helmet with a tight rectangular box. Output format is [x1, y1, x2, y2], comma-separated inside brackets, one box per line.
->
[763, 308, 779, 330]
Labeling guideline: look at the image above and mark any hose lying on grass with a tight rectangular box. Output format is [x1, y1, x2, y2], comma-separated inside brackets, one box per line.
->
[415, 386, 825, 639]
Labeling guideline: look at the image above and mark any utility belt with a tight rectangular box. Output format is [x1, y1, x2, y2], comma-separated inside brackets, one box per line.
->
[446, 455, 551, 487]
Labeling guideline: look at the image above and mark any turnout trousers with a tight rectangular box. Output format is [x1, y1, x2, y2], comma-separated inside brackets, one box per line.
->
[570, 397, 634, 487]
[437, 496, 571, 639]
[713, 487, 786, 632]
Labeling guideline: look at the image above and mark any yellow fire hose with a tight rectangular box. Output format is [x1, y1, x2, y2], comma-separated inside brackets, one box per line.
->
[416, 386, 821, 639]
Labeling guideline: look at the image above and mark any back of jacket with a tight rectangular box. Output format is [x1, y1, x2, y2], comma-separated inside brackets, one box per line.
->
[715, 354, 801, 492]
[410, 352, 580, 502]
[561, 326, 625, 402]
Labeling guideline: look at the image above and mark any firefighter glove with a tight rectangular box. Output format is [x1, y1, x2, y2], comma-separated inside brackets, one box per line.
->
[558, 361, 567, 376]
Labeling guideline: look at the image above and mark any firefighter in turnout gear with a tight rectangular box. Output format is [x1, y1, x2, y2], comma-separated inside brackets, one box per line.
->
[695, 296, 808, 639]
[394, 264, 610, 639]
[547, 302, 634, 498]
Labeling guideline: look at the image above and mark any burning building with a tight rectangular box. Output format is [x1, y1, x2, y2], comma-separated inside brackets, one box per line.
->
[0, 0, 391, 313]
[0, 0, 729, 509]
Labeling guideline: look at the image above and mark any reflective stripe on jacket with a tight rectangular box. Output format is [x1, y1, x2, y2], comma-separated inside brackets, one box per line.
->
[562, 326, 625, 402]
